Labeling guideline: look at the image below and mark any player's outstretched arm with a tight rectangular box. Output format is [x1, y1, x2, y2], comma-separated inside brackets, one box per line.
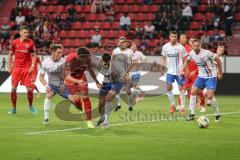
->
[215, 57, 223, 80]
[88, 67, 102, 89]
[181, 58, 190, 76]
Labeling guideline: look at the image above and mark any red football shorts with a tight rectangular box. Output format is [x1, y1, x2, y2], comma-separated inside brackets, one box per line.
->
[12, 67, 33, 87]
[65, 73, 89, 95]
[184, 74, 198, 90]
[31, 70, 38, 83]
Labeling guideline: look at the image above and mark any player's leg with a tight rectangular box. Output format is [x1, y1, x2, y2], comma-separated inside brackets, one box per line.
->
[198, 90, 206, 112]
[26, 86, 36, 114]
[205, 77, 220, 122]
[43, 85, 55, 124]
[9, 68, 21, 114]
[176, 75, 186, 113]
[187, 77, 204, 120]
[166, 74, 176, 113]
[114, 94, 121, 111]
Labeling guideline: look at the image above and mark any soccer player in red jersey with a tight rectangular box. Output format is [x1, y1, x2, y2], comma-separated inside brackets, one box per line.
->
[179, 35, 206, 112]
[7, 26, 37, 114]
[32, 55, 41, 97]
[63, 47, 102, 128]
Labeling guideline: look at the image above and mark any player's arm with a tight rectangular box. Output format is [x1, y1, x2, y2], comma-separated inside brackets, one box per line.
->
[215, 57, 223, 80]
[159, 55, 166, 74]
[181, 57, 190, 76]
[29, 44, 37, 73]
[88, 67, 102, 89]
[8, 50, 14, 73]
[39, 73, 47, 87]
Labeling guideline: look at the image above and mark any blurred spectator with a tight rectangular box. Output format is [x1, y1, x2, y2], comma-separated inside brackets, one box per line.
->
[144, 22, 156, 39]
[105, 5, 115, 22]
[103, 0, 113, 11]
[181, 3, 192, 24]
[224, 1, 234, 37]
[168, 10, 180, 31]
[210, 29, 223, 42]
[1, 23, 11, 41]
[15, 12, 25, 25]
[25, 10, 35, 23]
[153, 37, 164, 55]
[140, 39, 150, 54]
[68, 4, 77, 17]
[75, 0, 85, 6]
[159, 11, 169, 37]
[119, 13, 131, 31]
[201, 32, 210, 48]
[90, 28, 102, 47]
[91, 0, 103, 13]
[135, 22, 144, 39]
[51, 31, 61, 44]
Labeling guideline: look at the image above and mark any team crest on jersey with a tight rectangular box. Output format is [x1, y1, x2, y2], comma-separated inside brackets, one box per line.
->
[25, 44, 30, 49]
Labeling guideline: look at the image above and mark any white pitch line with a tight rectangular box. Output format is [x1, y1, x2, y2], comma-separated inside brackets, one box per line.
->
[24, 111, 240, 135]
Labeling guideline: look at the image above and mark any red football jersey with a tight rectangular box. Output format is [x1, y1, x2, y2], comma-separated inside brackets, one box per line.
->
[33, 56, 41, 74]
[10, 38, 35, 68]
[64, 52, 91, 77]
[184, 44, 198, 74]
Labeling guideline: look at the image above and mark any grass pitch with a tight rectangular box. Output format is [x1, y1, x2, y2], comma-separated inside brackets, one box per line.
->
[0, 93, 240, 160]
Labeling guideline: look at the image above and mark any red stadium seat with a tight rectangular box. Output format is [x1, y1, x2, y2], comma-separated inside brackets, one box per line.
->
[75, 5, 82, 12]
[150, 39, 159, 48]
[114, 5, 121, 13]
[194, 13, 203, 21]
[122, 5, 129, 13]
[150, 5, 159, 13]
[136, 0, 142, 4]
[128, 13, 135, 20]
[190, 21, 200, 30]
[102, 22, 111, 29]
[77, 30, 86, 38]
[46, 5, 54, 12]
[116, 13, 124, 21]
[59, 30, 67, 38]
[83, 5, 91, 13]
[82, 22, 92, 29]
[135, 13, 145, 21]
[97, 13, 106, 21]
[141, 5, 149, 13]
[155, 0, 163, 4]
[104, 30, 116, 38]
[88, 30, 96, 37]
[117, 0, 125, 4]
[56, 5, 65, 12]
[146, 13, 155, 21]
[118, 30, 126, 37]
[207, 30, 214, 36]
[235, 13, 240, 21]
[198, 4, 207, 12]
[88, 14, 97, 21]
[205, 13, 214, 20]
[63, 39, 72, 47]
[69, 48, 76, 53]
[72, 39, 81, 47]
[72, 22, 82, 29]
[112, 22, 120, 29]
[68, 30, 77, 38]
[132, 5, 140, 13]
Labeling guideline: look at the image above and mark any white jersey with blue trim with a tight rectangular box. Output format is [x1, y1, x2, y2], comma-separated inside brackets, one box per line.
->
[188, 48, 217, 78]
[161, 42, 187, 75]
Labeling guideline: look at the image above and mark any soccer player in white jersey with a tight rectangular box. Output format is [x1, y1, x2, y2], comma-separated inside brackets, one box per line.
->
[161, 31, 187, 113]
[112, 37, 132, 111]
[127, 42, 147, 111]
[39, 44, 77, 125]
[182, 39, 223, 122]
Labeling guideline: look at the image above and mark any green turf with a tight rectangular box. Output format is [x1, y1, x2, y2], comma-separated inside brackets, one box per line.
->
[0, 93, 240, 160]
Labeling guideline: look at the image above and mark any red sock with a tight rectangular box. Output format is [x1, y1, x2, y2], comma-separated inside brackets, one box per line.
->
[83, 97, 91, 120]
[75, 99, 83, 111]
[198, 90, 205, 108]
[11, 91, 17, 108]
[27, 90, 33, 107]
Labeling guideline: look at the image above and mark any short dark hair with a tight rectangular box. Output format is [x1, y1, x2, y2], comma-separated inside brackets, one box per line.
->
[169, 31, 177, 35]
[218, 41, 225, 47]
[77, 47, 90, 56]
[192, 39, 201, 43]
[50, 44, 63, 52]
[102, 53, 111, 62]
[20, 25, 30, 31]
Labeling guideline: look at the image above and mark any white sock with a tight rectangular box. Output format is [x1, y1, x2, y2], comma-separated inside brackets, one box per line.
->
[115, 94, 121, 106]
[189, 95, 197, 115]
[180, 90, 185, 109]
[167, 90, 175, 106]
[128, 88, 138, 107]
[44, 98, 51, 120]
[104, 102, 113, 125]
[210, 97, 220, 116]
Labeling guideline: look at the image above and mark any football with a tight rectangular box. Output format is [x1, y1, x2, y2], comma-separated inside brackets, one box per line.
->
[197, 116, 210, 128]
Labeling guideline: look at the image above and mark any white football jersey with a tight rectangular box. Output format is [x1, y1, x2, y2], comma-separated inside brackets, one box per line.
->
[161, 42, 187, 75]
[40, 57, 65, 86]
[129, 50, 145, 63]
[188, 49, 217, 78]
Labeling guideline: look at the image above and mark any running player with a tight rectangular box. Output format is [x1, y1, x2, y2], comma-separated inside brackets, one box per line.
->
[63, 47, 102, 128]
[8, 26, 36, 114]
[182, 39, 222, 122]
[179, 35, 206, 112]
[161, 31, 187, 113]
[39, 44, 77, 124]
[112, 37, 132, 111]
